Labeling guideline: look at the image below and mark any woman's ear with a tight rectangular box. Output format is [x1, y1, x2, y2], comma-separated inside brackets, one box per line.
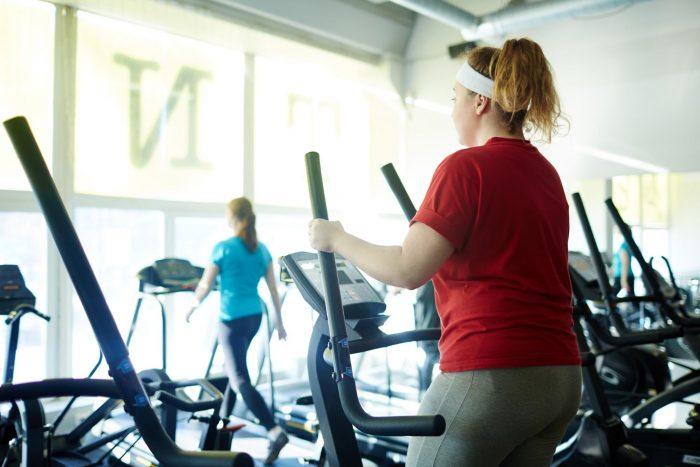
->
[475, 95, 490, 116]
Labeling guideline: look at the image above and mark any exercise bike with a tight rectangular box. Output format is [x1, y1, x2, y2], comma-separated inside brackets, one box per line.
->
[0, 265, 50, 464]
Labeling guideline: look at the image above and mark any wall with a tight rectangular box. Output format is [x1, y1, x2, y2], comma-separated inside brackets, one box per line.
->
[567, 178, 610, 253]
[401, 0, 700, 187]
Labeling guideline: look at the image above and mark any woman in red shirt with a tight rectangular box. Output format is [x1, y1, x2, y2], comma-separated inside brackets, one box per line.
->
[309, 38, 581, 466]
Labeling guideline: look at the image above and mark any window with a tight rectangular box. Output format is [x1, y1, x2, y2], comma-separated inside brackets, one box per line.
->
[74, 12, 244, 201]
[641, 229, 670, 262]
[0, 212, 48, 382]
[255, 211, 316, 379]
[641, 174, 668, 228]
[0, 0, 54, 191]
[256, 211, 310, 261]
[168, 216, 231, 379]
[254, 56, 373, 212]
[71, 208, 164, 376]
[612, 174, 669, 274]
[1, 0, 409, 386]
[567, 178, 609, 253]
[612, 175, 641, 226]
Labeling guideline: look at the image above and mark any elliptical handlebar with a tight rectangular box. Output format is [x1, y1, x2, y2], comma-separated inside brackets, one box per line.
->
[151, 378, 223, 412]
[3, 116, 252, 467]
[0, 377, 222, 413]
[571, 194, 616, 305]
[348, 328, 441, 354]
[305, 152, 446, 437]
[380, 163, 417, 220]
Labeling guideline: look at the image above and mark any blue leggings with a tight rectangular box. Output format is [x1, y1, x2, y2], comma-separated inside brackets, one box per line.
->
[218, 314, 276, 430]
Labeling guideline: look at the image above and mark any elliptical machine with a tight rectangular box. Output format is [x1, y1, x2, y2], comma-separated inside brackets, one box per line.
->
[380, 164, 440, 395]
[2, 115, 253, 467]
[568, 252, 673, 415]
[279, 152, 446, 467]
[571, 192, 700, 466]
[378, 162, 651, 466]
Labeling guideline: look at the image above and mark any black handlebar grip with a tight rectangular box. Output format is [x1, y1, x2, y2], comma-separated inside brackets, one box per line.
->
[380, 163, 417, 220]
[305, 152, 328, 221]
[571, 193, 615, 304]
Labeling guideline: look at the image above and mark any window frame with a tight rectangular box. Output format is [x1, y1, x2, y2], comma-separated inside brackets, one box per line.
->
[1, 2, 404, 381]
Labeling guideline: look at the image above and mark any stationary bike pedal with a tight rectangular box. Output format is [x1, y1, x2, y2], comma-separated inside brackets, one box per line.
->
[299, 458, 321, 465]
[296, 395, 313, 405]
[189, 414, 210, 423]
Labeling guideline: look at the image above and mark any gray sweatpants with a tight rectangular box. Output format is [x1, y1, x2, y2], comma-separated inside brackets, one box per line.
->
[406, 365, 582, 467]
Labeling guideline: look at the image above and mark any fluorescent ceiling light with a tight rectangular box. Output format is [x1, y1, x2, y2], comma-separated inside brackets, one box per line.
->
[575, 145, 668, 174]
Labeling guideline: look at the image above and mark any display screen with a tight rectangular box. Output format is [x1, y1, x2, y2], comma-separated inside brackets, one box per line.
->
[337, 270, 352, 285]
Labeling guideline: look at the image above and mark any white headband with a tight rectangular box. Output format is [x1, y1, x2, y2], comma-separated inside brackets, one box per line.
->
[456, 63, 494, 98]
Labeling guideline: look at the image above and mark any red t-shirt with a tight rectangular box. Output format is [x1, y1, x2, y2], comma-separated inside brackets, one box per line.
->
[412, 137, 581, 372]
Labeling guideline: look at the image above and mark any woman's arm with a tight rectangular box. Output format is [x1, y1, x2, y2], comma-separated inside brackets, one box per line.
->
[186, 263, 219, 322]
[264, 263, 287, 340]
[308, 220, 454, 290]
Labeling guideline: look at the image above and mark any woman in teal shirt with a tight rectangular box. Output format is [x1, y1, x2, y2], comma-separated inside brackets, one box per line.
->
[612, 238, 635, 297]
[187, 197, 288, 464]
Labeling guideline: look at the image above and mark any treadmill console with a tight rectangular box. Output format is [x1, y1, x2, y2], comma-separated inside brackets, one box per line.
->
[137, 258, 206, 293]
[281, 252, 386, 319]
[0, 265, 36, 315]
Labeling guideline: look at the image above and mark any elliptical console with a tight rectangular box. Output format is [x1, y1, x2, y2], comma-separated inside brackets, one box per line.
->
[281, 252, 385, 319]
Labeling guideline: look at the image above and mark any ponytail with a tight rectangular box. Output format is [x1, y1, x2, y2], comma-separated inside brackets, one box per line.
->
[467, 38, 566, 142]
[241, 212, 257, 253]
[227, 197, 258, 253]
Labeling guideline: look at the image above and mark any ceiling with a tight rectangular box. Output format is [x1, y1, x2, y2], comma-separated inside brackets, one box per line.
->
[74, 0, 700, 177]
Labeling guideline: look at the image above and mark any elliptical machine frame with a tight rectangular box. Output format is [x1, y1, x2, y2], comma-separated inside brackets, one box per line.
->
[572, 192, 700, 465]
[2, 116, 253, 467]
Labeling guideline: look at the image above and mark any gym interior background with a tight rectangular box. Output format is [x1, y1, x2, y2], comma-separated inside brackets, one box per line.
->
[1, 0, 699, 465]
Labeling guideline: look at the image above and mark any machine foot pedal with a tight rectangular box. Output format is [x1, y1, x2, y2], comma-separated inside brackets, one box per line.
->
[296, 395, 313, 405]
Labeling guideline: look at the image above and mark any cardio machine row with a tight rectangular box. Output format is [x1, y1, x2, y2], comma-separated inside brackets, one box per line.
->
[2, 116, 699, 467]
[0, 117, 447, 467]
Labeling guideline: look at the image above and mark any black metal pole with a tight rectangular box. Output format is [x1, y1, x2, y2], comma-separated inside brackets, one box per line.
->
[305, 152, 350, 374]
[159, 298, 167, 371]
[571, 193, 616, 309]
[4, 116, 141, 406]
[380, 163, 417, 219]
[3, 317, 20, 383]
[125, 295, 143, 347]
